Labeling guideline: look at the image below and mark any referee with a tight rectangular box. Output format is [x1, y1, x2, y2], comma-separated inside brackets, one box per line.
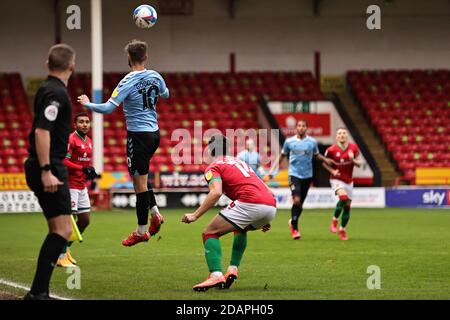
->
[23, 44, 76, 300]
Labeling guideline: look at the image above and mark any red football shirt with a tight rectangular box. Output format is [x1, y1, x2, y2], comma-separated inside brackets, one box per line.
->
[204, 156, 276, 207]
[66, 131, 93, 189]
[325, 143, 359, 184]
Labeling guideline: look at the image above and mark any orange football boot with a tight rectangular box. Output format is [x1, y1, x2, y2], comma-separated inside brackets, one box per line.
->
[122, 231, 150, 247]
[223, 268, 238, 289]
[193, 275, 226, 292]
[339, 228, 348, 241]
[330, 218, 338, 233]
[288, 219, 301, 240]
[149, 213, 164, 236]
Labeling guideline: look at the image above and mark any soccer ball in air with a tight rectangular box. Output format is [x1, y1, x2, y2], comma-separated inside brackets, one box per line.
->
[133, 5, 158, 29]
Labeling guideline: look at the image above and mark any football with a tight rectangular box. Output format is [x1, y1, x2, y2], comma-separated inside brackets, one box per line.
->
[133, 4, 158, 29]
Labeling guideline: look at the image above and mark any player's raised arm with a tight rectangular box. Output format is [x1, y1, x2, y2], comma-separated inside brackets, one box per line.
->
[158, 74, 170, 98]
[182, 179, 223, 224]
[77, 94, 117, 114]
[160, 87, 170, 98]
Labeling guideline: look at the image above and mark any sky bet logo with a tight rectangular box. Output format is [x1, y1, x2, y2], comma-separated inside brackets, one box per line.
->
[422, 190, 447, 206]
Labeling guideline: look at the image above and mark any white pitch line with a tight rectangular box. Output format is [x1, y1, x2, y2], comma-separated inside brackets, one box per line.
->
[0, 278, 72, 300]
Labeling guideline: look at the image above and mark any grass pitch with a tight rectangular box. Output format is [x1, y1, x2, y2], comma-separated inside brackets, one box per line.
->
[0, 208, 449, 300]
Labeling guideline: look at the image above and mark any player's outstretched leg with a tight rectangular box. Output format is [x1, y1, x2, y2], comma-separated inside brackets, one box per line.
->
[193, 233, 226, 291]
[123, 175, 151, 246]
[147, 187, 164, 236]
[224, 231, 247, 289]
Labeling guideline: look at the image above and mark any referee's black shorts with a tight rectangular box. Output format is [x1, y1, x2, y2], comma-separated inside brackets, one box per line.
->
[126, 130, 160, 176]
[24, 158, 71, 219]
[288, 176, 312, 204]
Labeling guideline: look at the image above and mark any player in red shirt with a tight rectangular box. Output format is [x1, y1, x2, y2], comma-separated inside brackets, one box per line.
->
[182, 135, 276, 291]
[323, 128, 362, 241]
[59, 112, 98, 266]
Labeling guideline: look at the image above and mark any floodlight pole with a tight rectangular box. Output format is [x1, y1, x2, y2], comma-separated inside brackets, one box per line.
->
[91, 0, 104, 173]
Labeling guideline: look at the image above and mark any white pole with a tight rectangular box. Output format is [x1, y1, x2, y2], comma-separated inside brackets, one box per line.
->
[91, 0, 103, 173]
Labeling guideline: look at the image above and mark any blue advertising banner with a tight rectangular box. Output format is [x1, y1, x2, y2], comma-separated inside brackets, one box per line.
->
[386, 188, 450, 208]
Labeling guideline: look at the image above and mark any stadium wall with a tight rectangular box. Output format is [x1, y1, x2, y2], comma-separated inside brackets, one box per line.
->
[1, 0, 450, 78]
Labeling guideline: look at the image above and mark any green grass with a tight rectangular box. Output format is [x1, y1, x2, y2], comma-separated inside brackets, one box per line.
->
[0, 208, 449, 300]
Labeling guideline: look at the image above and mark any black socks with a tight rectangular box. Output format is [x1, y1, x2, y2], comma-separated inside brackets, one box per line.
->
[136, 191, 151, 225]
[30, 233, 67, 295]
[291, 205, 303, 230]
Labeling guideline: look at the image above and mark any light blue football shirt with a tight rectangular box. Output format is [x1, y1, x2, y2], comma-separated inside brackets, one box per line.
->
[282, 135, 319, 179]
[237, 150, 261, 176]
[108, 69, 169, 132]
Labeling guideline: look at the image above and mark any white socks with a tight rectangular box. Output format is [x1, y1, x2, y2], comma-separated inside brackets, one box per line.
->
[150, 205, 160, 216]
[210, 267, 238, 278]
[211, 271, 223, 278]
[228, 266, 238, 273]
[136, 225, 148, 236]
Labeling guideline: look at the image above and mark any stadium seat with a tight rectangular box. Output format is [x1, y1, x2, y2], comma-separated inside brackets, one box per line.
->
[348, 69, 450, 181]
[62, 71, 324, 173]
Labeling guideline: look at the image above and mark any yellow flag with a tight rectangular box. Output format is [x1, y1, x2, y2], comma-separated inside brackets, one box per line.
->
[69, 215, 83, 242]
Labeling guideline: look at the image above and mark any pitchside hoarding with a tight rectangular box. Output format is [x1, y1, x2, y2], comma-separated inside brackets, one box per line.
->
[386, 188, 450, 208]
[0, 191, 42, 213]
[272, 188, 386, 209]
[3, 188, 450, 212]
[110, 189, 231, 209]
[110, 187, 385, 210]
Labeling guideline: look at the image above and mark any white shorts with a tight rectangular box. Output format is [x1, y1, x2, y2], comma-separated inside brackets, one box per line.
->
[70, 188, 91, 214]
[330, 179, 354, 200]
[220, 200, 277, 231]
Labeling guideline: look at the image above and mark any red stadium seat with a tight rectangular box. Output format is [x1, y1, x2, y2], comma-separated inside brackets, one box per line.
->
[32, 70, 325, 176]
[348, 69, 450, 179]
[103, 164, 114, 172]
[6, 165, 21, 173]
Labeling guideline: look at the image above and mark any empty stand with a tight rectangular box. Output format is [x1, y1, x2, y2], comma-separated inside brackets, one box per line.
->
[348, 70, 450, 183]
[0, 73, 31, 173]
[68, 71, 322, 173]
[1, 71, 322, 173]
